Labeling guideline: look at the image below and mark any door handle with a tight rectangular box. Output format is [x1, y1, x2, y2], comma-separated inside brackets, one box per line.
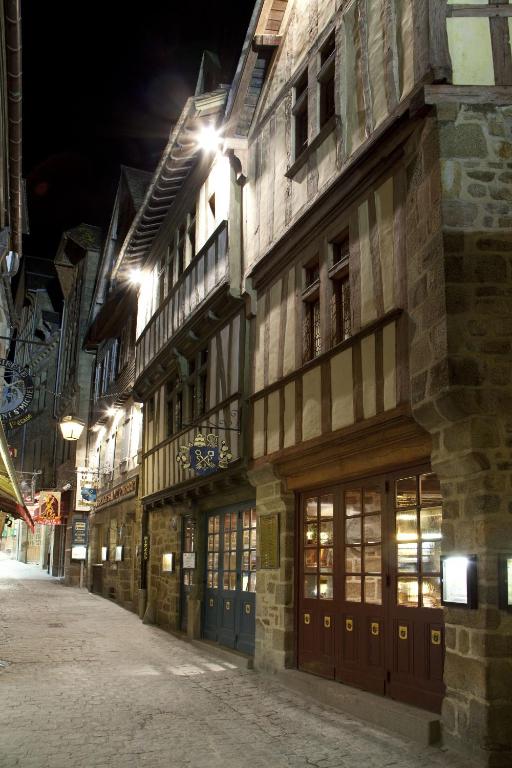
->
[345, 618, 353, 632]
[324, 616, 331, 629]
[304, 613, 310, 625]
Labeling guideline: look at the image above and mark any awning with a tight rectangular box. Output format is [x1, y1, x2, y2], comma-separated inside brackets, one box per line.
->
[0, 421, 34, 531]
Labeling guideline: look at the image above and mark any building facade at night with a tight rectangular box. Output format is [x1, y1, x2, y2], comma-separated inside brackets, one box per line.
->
[226, 1, 511, 765]
[83, 167, 149, 612]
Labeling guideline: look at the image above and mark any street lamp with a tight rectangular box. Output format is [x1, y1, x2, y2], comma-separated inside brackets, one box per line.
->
[59, 415, 85, 441]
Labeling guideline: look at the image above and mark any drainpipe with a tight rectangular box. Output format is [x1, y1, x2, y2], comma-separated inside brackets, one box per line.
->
[5, 0, 22, 260]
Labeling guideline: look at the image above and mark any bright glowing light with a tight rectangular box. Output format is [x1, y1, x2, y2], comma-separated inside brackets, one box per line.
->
[59, 415, 85, 441]
[106, 407, 117, 418]
[130, 269, 144, 285]
[91, 424, 102, 433]
[198, 124, 222, 153]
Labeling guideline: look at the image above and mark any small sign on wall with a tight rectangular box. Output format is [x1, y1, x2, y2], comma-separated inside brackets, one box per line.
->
[441, 555, 478, 608]
[260, 514, 279, 569]
[115, 546, 124, 562]
[71, 545, 87, 561]
[182, 552, 196, 569]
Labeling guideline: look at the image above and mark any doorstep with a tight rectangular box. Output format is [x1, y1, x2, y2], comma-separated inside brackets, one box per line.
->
[273, 669, 441, 747]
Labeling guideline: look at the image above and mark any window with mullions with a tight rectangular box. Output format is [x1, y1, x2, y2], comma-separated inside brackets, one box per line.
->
[186, 347, 208, 421]
[223, 512, 238, 591]
[293, 70, 308, 159]
[303, 495, 334, 600]
[177, 224, 186, 276]
[207, 515, 220, 589]
[318, 32, 335, 128]
[165, 378, 183, 437]
[302, 259, 321, 363]
[395, 473, 442, 609]
[188, 205, 196, 260]
[344, 488, 382, 605]
[242, 508, 257, 593]
[330, 235, 351, 346]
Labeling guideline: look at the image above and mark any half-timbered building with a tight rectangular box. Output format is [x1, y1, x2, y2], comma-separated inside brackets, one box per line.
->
[225, 1, 512, 764]
[117, 62, 257, 652]
[83, 167, 150, 612]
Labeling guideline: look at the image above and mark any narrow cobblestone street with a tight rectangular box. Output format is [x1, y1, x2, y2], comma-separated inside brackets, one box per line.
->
[0, 556, 470, 768]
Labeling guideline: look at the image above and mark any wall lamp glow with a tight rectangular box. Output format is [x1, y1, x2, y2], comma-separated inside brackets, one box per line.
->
[129, 269, 144, 286]
[59, 415, 85, 441]
[198, 124, 222, 153]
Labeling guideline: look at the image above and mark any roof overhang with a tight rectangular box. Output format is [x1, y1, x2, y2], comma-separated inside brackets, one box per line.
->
[111, 87, 229, 281]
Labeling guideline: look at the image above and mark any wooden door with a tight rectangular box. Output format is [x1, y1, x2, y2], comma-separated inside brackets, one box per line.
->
[298, 492, 336, 678]
[387, 470, 445, 712]
[180, 515, 196, 632]
[336, 480, 387, 696]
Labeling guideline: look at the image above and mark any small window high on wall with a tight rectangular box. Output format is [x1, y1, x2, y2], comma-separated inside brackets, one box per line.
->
[329, 234, 351, 346]
[302, 258, 321, 363]
[293, 70, 309, 159]
[318, 31, 335, 128]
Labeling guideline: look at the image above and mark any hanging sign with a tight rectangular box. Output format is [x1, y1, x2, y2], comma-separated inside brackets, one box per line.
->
[33, 490, 62, 526]
[0, 359, 34, 429]
[76, 467, 98, 511]
[176, 433, 232, 477]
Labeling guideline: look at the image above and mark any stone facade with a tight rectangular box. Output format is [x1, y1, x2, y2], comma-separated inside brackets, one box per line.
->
[407, 103, 512, 767]
[248, 465, 295, 673]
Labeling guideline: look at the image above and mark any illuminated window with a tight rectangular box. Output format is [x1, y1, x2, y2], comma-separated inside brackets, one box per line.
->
[303, 495, 334, 600]
[293, 70, 308, 159]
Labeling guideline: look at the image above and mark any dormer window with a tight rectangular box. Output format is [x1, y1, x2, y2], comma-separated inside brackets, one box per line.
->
[293, 70, 308, 159]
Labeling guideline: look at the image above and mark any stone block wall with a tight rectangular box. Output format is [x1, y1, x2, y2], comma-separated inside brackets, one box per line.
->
[249, 465, 295, 672]
[407, 104, 512, 767]
[147, 505, 183, 631]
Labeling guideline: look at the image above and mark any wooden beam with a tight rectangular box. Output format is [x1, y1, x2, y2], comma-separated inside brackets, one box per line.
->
[253, 34, 282, 51]
[429, 0, 452, 83]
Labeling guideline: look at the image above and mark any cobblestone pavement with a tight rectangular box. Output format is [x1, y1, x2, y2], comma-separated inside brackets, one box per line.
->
[1, 556, 469, 768]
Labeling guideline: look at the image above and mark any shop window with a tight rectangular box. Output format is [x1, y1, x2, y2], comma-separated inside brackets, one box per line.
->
[303, 495, 334, 600]
[318, 32, 336, 128]
[395, 473, 442, 609]
[242, 508, 257, 593]
[343, 487, 382, 604]
[293, 70, 309, 159]
[207, 514, 220, 589]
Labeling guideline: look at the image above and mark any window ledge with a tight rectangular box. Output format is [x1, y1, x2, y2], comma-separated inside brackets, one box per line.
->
[285, 115, 337, 179]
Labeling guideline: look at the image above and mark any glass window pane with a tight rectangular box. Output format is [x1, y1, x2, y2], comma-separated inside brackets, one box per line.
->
[213, 553, 218, 569]
[345, 575, 361, 602]
[242, 573, 249, 591]
[397, 577, 419, 607]
[345, 490, 361, 517]
[306, 498, 318, 520]
[305, 523, 318, 544]
[364, 514, 381, 544]
[365, 545, 381, 574]
[250, 551, 256, 571]
[398, 542, 418, 572]
[224, 512, 231, 529]
[208, 534, 214, 551]
[223, 553, 230, 571]
[319, 548, 333, 573]
[396, 476, 417, 508]
[319, 575, 333, 600]
[230, 553, 236, 571]
[214, 534, 219, 552]
[319, 521, 333, 546]
[243, 509, 251, 528]
[304, 574, 317, 598]
[345, 546, 361, 573]
[243, 529, 250, 548]
[242, 552, 249, 571]
[421, 473, 441, 506]
[364, 489, 381, 514]
[208, 553, 213, 569]
[346, 517, 361, 544]
[251, 512, 257, 530]
[212, 572, 218, 589]
[422, 540, 441, 573]
[320, 495, 334, 518]
[365, 576, 382, 605]
[229, 573, 236, 590]
[208, 518, 214, 533]
[208, 572, 213, 587]
[304, 549, 318, 571]
[396, 510, 417, 542]
[224, 533, 230, 550]
[420, 506, 442, 540]
[231, 532, 237, 550]
[422, 577, 441, 608]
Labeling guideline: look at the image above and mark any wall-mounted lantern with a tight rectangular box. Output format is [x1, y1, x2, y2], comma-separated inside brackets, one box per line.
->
[59, 415, 85, 441]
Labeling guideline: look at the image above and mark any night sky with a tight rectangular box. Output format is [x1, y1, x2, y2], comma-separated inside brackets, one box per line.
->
[22, 1, 254, 261]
